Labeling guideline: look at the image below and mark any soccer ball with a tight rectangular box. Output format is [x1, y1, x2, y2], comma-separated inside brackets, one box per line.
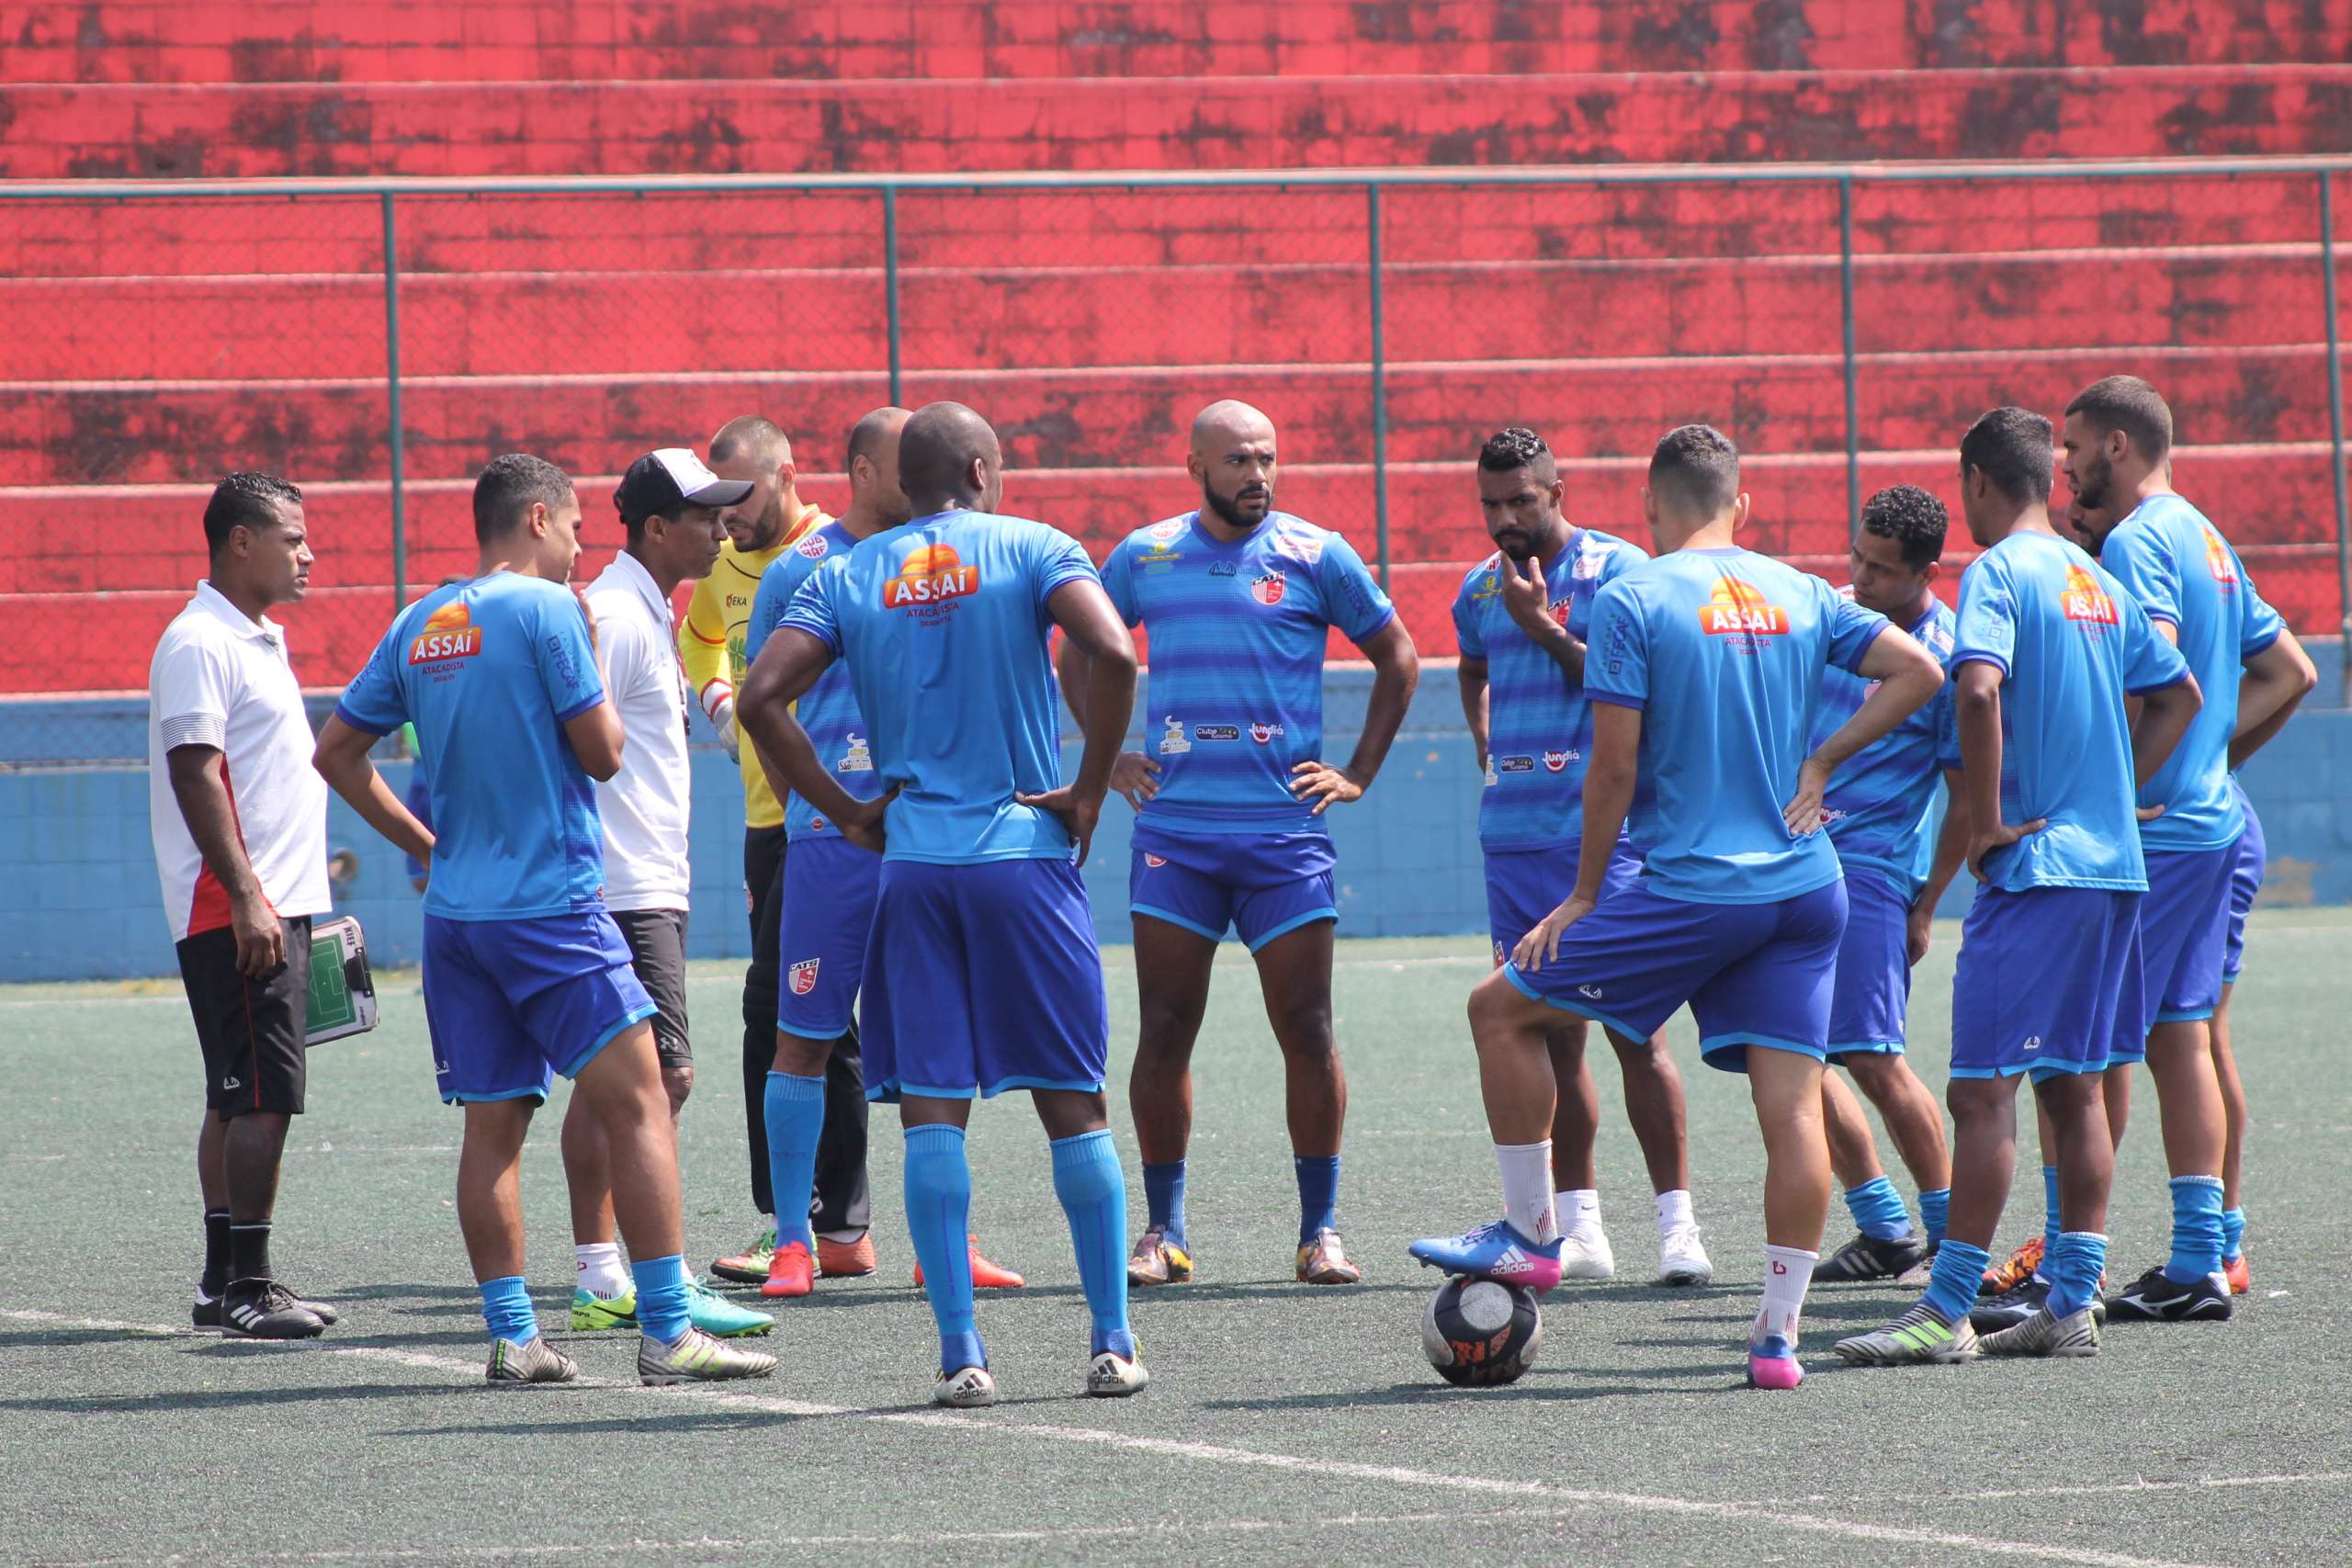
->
[1421, 1277, 1544, 1387]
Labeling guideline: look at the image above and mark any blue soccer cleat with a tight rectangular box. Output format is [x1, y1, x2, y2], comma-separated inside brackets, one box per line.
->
[1408, 1219, 1564, 1295]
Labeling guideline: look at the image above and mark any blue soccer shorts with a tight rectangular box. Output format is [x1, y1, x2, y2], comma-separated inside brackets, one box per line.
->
[859, 856, 1110, 1101]
[776, 835, 880, 1041]
[1825, 866, 1915, 1058]
[1128, 820, 1336, 952]
[2135, 844, 2236, 1032]
[422, 911, 658, 1104]
[1501, 875, 1848, 1072]
[2222, 810, 2266, 986]
[1482, 840, 1642, 968]
[1951, 886, 2143, 1081]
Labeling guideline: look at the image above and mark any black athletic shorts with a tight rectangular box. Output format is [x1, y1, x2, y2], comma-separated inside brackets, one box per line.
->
[176, 915, 312, 1122]
[612, 908, 691, 1067]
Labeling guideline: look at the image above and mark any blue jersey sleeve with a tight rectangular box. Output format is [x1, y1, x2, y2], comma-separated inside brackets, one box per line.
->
[1100, 538, 1141, 627]
[744, 558, 794, 665]
[1584, 580, 1650, 709]
[2117, 589, 2192, 695]
[1317, 533, 1396, 644]
[1452, 569, 1487, 660]
[2238, 565, 2286, 659]
[1822, 580, 1891, 676]
[535, 591, 605, 724]
[780, 558, 845, 656]
[2102, 525, 2181, 628]
[334, 623, 409, 736]
[1030, 526, 1101, 611]
[1935, 678, 1962, 772]
[1953, 555, 2018, 678]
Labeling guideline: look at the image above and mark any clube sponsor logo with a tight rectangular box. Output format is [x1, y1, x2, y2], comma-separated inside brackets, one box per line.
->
[1193, 724, 1241, 741]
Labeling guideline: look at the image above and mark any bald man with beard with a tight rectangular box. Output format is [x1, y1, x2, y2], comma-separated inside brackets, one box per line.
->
[1061, 400, 1420, 1291]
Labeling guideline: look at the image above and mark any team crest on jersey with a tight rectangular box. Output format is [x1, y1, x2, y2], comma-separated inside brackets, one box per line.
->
[1542, 750, 1577, 773]
[796, 532, 830, 559]
[1547, 597, 1572, 627]
[2062, 564, 2119, 626]
[2202, 525, 2239, 588]
[1697, 577, 1790, 637]
[1148, 520, 1185, 545]
[837, 732, 872, 773]
[1250, 570, 1287, 606]
[788, 959, 820, 996]
[408, 601, 483, 665]
[1159, 716, 1192, 755]
[1249, 721, 1284, 745]
[883, 544, 978, 610]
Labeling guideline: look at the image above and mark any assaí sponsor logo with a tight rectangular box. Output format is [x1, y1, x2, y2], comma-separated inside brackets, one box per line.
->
[2062, 563, 2119, 626]
[1697, 576, 1789, 637]
[2202, 525, 2239, 588]
[883, 543, 978, 609]
[407, 601, 483, 664]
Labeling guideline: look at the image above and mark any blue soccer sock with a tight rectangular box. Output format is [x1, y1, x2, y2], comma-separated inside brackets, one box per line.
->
[1840, 1175, 1914, 1241]
[1918, 1187, 1951, 1249]
[2040, 1165, 2062, 1260]
[2164, 1174, 2226, 1284]
[634, 1254, 690, 1343]
[1052, 1129, 1135, 1360]
[904, 1123, 980, 1371]
[1920, 1238, 1990, 1326]
[763, 1070, 827, 1252]
[478, 1275, 538, 1346]
[1142, 1159, 1188, 1248]
[1295, 1154, 1340, 1246]
[2045, 1230, 2109, 1320]
[2222, 1205, 2247, 1264]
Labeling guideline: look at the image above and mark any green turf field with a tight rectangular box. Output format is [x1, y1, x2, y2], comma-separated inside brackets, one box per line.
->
[5, 914, 2349, 1566]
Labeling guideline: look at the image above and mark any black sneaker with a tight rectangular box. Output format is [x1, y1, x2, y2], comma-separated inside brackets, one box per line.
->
[221, 1279, 328, 1340]
[280, 1286, 340, 1326]
[2104, 1265, 2233, 1323]
[192, 1288, 224, 1333]
[1812, 1230, 1929, 1282]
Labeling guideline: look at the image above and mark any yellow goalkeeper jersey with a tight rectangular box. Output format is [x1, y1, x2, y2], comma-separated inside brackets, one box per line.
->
[679, 502, 828, 829]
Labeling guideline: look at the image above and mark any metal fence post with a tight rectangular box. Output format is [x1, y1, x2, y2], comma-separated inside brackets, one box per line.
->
[1838, 175, 1860, 537]
[884, 186, 903, 407]
[380, 192, 406, 616]
[2323, 172, 2352, 703]
[1368, 182, 1390, 589]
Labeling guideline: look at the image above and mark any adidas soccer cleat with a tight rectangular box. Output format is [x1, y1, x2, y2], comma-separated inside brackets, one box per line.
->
[2104, 1265, 2233, 1324]
[708, 1226, 775, 1286]
[1746, 1334, 1804, 1390]
[570, 1287, 638, 1332]
[1295, 1228, 1363, 1285]
[687, 1279, 775, 1337]
[1086, 1349, 1149, 1397]
[638, 1326, 778, 1385]
[485, 1335, 578, 1385]
[1127, 1226, 1193, 1287]
[2223, 1252, 2251, 1295]
[221, 1280, 326, 1340]
[1894, 1243, 1939, 1290]
[1981, 1235, 2044, 1295]
[762, 1240, 815, 1299]
[1558, 1229, 1616, 1281]
[1657, 1223, 1713, 1287]
[1813, 1230, 1928, 1283]
[914, 1236, 1027, 1291]
[1981, 1303, 2100, 1358]
[934, 1364, 998, 1408]
[1833, 1303, 1979, 1366]
[1408, 1219, 1563, 1295]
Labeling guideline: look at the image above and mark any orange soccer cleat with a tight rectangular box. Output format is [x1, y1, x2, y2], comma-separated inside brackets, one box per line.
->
[1982, 1235, 2044, 1295]
[816, 1233, 878, 1279]
[915, 1236, 1027, 1291]
[2223, 1252, 2251, 1295]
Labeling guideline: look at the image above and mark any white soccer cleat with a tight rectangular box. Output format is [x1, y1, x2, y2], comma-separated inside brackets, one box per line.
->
[1558, 1228, 1617, 1281]
[1086, 1349, 1150, 1398]
[1657, 1223, 1713, 1286]
[934, 1364, 998, 1408]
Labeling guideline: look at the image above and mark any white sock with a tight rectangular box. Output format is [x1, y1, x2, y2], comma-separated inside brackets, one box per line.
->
[1655, 1188, 1695, 1234]
[1555, 1190, 1602, 1239]
[1496, 1142, 1558, 1243]
[573, 1241, 631, 1298]
[1754, 1244, 1817, 1345]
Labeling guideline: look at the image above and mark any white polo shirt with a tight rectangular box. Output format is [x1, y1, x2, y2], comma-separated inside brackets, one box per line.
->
[147, 581, 332, 942]
[584, 550, 693, 912]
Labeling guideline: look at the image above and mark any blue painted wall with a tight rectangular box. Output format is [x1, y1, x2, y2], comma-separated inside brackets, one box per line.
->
[6, 653, 2347, 982]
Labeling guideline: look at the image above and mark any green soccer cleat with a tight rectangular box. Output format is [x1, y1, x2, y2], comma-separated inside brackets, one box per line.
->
[570, 1287, 639, 1332]
[687, 1279, 775, 1337]
[1833, 1303, 1980, 1367]
[708, 1226, 776, 1286]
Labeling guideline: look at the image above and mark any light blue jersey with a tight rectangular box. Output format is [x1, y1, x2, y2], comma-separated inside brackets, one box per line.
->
[1813, 592, 1960, 898]
[336, 572, 606, 920]
[1102, 511, 1394, 833]
[2098, 493, 2285, 852]
[1951, 529, 2191, 893]
[1453, 528, 1650, 851]
[779, 509, 1098, 864]
[1586, 547, 1889, 905]
[747, 520, 882, 843]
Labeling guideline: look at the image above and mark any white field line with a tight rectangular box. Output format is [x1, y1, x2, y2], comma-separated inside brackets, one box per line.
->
[1, 1308, 2234, 1568]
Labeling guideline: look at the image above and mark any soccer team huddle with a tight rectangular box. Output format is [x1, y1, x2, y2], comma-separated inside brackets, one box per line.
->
[146, 374, 2314, 1403]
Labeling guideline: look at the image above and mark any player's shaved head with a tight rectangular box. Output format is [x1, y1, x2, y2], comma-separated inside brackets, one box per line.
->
[1191, 399, 1275, 453]
[709, 415, 791, 469]
[1189, 400, 1278, 532]
[847, 406, 911, 471]
[899, 401, 1002, 514]
[845, 406, 915, 530]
